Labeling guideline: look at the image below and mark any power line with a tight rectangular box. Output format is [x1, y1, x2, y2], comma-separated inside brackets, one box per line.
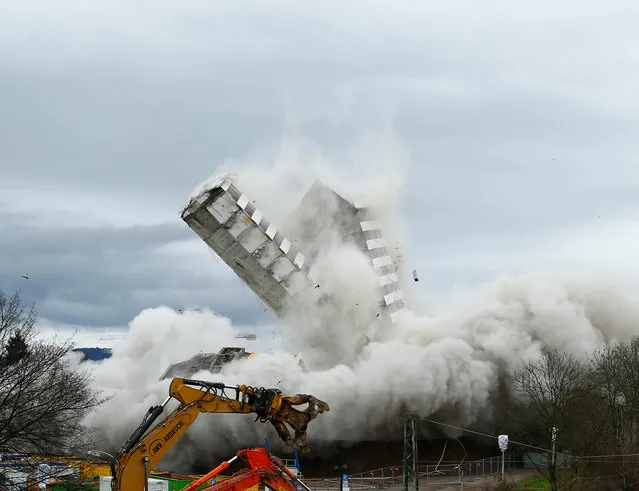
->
[420, 417, 639, 461]
[576, 453, 639, 459]
[420, 418, 572, 457]
[422, 418, 575, 458]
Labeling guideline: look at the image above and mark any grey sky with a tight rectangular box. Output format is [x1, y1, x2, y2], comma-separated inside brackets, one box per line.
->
[2, 0, 639, 336]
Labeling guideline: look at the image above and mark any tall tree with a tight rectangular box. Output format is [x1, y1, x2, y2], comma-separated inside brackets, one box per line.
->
[0, 289, 36, 355]
[0, 289, 105, 459]
[511, 346, 587, 491]
[5, 331, 29, 364]
[590, 338, 639, 488]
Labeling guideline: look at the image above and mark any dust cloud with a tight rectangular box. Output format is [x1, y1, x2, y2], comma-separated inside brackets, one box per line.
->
[83, 132, 639, 471]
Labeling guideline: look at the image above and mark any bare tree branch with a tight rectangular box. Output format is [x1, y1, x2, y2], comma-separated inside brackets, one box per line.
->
[510, 346, 587, 491]
[0, 289, 36, 350]
[0, 289, 106, 466]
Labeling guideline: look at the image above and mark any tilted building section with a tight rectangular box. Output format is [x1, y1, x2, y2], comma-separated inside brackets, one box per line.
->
[352, 207, 406, 323]
[171, 176, 408, 380]
[181, 175, 407, 326]
[181, 175, 315, 317]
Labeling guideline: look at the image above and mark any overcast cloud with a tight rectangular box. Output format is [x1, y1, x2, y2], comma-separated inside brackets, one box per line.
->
[2, 0, 639, 342]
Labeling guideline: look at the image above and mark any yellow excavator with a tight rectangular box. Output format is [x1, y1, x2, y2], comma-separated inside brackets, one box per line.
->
[104, 377, 329, 491]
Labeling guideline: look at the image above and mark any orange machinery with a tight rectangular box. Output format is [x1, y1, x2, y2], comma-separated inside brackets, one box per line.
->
[180, 447, 312, 491]
[106, 377, 328, 490]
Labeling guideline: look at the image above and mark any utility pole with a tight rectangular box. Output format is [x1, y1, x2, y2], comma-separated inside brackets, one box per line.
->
[616, 395, 627, 489]
[551, 427, 558, 466]
[403, 414, 418, 491]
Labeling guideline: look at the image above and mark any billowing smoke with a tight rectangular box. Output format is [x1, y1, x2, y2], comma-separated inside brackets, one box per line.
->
[82, 132, 639, 473]
[280, 242, 384, 369]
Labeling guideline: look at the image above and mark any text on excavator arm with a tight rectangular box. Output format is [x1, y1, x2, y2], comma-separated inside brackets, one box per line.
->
[109, 377, 328, 491]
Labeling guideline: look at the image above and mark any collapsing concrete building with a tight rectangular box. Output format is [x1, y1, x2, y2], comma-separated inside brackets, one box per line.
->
[181, 175, 406, 325]
[170, 175, 407, 379]
[181, 175, 315, 317]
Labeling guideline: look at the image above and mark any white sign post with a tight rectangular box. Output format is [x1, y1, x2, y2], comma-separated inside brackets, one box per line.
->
[498, 435, 509, 479]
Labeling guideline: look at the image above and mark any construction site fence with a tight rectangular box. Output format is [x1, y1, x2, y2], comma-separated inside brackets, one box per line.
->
[303, 455, 525, 490]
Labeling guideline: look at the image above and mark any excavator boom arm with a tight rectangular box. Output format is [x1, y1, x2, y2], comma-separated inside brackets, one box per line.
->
[110, 378, 328, 491]
[201, 471, 263, 491]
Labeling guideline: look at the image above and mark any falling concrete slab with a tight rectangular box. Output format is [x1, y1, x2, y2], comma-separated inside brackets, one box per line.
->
[181, 175, 316, 317]
[181, 175, 407, 326]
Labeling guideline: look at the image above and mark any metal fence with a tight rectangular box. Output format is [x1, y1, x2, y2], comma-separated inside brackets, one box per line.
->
[302, 455, 525, 490]
[418, 455, 523, 486]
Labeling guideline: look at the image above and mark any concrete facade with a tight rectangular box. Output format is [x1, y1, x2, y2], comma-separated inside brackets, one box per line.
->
[181, 175, 315, 317]
[181, 175, 407, 324]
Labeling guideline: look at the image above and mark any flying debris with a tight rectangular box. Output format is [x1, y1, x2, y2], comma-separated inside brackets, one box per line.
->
[235, 333, 258, 341]
[100, 334, 125, 341]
